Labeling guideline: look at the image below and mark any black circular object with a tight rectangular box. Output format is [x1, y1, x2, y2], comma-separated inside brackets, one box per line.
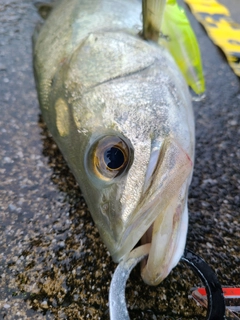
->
[109, 245, 226, 320]
[104, 147, 125, 170]
[181, 249, 225, 320]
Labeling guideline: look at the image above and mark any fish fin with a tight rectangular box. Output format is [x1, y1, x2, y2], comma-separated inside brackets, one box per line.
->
[34, 1, 54, 20]
[159, 0, 205, 94]
[142, 0, 166, 41]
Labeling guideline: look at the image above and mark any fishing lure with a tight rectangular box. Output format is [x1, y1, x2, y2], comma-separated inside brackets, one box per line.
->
[160, 0, 205, 94]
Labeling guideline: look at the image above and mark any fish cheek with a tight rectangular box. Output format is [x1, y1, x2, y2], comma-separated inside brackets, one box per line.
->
[98, 181, 127, 239]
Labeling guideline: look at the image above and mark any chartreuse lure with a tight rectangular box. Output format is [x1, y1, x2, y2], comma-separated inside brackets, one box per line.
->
[160, 0, 205, 94]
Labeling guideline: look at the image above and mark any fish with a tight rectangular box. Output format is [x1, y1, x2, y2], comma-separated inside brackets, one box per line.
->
[33, 0, 195, 286]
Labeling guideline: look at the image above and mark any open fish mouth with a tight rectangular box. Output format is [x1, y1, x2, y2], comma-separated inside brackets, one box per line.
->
[140, 192, 189, 285]
[111, 138, 193, 285]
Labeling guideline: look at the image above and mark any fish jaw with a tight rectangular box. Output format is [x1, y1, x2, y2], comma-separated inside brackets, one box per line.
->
[110, 138, 193, 285]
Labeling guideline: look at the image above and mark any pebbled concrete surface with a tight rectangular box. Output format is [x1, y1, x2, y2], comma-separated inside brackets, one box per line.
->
[0, 0, 239, 319]
[220, 0, 240, 24]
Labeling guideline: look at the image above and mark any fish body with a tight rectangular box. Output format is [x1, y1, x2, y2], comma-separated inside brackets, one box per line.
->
[34, 0, 194, 285]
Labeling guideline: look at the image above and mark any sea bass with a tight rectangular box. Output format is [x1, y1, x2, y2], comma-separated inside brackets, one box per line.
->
[33, 0, 195, 285]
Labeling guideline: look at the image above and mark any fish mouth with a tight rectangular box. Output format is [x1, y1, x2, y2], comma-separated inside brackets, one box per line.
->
[113, 185, 189, 286]
[111, 138, 192, 285]
[140, 193, 189, 285]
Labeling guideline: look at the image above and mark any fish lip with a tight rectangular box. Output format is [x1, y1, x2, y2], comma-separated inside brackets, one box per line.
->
[112, 196, 188, 286]
[140, 199, 188, 285]
[110, 212, 155, 262]
[110, 189, 167, 262]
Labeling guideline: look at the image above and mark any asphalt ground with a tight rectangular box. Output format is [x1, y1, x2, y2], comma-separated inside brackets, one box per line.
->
[0, 0, 239, 319]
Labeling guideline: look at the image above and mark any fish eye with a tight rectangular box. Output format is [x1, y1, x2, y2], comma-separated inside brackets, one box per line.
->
[90, 136, 131, 180]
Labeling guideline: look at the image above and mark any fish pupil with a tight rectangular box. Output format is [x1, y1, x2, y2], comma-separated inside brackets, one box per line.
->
[104, 147, 124, 170]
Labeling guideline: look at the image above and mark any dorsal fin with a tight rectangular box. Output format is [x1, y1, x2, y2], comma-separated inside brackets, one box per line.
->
[34, 1, 54, 20]
[142, 0, 166, 42]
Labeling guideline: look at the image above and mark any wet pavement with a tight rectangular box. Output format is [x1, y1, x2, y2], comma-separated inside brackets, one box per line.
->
[0, 0, 239, 319]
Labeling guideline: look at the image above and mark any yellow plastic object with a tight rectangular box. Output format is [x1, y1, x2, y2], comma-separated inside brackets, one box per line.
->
[160, 0, 205, 94]
[184, 0, 240, 77]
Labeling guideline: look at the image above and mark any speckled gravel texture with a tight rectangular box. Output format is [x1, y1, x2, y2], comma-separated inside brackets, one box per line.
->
[0, 0, 239, 319]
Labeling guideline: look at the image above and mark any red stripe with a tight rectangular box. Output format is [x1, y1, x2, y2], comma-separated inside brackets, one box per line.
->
[197, 287, 240, 298]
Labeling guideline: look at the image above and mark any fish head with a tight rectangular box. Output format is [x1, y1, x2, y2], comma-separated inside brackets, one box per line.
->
[51, 31, 194, 285]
